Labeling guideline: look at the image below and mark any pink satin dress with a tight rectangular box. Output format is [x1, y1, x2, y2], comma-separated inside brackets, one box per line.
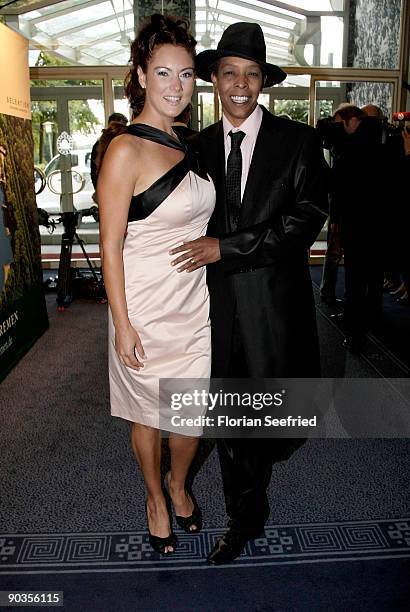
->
[108, 124, 215, 430]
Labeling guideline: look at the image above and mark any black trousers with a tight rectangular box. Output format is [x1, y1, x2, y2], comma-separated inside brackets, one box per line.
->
[320, 224, 343, 299]
[343, 244, 384, 338]
[216, 310, 304, 534]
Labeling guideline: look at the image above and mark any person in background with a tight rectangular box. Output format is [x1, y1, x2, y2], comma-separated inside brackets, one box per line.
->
[90, 112, 128, 189]
[391, 126, 410, 304]
[360, 104, 401, 295]
[320, 102, 386, 307]
[361, 104, 385, 120]
[332, 104, 385, 350]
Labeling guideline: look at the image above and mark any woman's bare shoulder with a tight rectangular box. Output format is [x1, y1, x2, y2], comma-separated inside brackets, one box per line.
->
[107, 132, 142, 157]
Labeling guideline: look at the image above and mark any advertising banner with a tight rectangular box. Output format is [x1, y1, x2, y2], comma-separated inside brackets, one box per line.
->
[0, 23, 48, 382]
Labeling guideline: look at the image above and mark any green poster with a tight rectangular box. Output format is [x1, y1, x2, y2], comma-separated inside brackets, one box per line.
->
[0, 112, 48, 382]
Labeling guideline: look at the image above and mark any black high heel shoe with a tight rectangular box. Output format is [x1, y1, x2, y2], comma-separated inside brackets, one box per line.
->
[164, 472, 203, 534]
[146, 502, 177, 555]
[175, 489, 202, 533]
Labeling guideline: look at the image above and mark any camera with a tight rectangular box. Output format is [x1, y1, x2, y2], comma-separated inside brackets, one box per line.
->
[315, 117, 346, 152]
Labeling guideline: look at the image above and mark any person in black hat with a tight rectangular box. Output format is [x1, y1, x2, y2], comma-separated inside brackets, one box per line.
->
[170, 22, 328, 564]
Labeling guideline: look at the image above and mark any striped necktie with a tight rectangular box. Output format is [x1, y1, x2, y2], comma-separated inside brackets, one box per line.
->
[226, 130, 245, 230]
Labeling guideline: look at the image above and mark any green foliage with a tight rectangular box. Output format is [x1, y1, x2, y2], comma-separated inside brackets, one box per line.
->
[318, 100, 333, 118]
[35, 50, 71, 68]
[69, 100, 100, 134]
[274, 99, 309, 123]
[273, 99, 333, 123]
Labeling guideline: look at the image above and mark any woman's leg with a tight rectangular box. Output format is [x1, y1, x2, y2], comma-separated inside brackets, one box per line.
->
[168, 435, 199, 526]
[130, 423, 174, 551]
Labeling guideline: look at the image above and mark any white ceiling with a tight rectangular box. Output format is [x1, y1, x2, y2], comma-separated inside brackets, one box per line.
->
[1, 0, 345, 67]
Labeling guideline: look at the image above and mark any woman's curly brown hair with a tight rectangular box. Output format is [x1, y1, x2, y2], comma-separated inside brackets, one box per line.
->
[125, 13, 196, 116]
[95, 14, 196, 176]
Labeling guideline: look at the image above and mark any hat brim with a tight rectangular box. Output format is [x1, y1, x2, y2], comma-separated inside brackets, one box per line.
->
[195, 49, 287, 88]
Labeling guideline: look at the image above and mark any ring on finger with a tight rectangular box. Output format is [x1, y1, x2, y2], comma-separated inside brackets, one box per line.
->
[191, 257, 196, 265]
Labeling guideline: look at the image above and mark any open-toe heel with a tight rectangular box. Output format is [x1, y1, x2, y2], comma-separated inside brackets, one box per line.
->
[164, 472, 202, 534]
[175, 489, 202, 533]
[148, 531, 177, 555]
[146, 503, 177, 555]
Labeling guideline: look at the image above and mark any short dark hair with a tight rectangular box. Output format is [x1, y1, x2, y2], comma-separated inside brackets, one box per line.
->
[333, 104, 366, 122]
[108, 112, 128, 124]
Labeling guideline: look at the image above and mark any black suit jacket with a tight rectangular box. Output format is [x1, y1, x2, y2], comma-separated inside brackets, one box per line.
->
[194, 106, 328, 377]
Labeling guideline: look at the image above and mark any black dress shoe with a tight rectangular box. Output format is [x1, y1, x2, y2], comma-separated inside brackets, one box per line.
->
[175, 489, 202, 534]
[164, 472, 202, 533]
[342, 335, 365, 352]
[320, 296, 343, 306]
[207, 526, 264, 565]
[330, 312, 344, 321]
[146, 503, 177, 555]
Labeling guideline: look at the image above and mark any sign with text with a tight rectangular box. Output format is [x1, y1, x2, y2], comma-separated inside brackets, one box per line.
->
[0, 23, 31, 120]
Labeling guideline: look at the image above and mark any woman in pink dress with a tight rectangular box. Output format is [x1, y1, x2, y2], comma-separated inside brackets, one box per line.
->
[98, 15, 215, 555]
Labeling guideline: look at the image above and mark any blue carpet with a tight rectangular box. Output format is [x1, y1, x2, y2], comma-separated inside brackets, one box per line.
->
[1, 552, 409, 611]
[1, 520, 409, 611]
[1, 291, 409, 610]
[1, 519, 409, 572]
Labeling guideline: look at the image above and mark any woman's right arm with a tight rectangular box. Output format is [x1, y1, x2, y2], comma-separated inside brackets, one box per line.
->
[97, 136, 146, 370]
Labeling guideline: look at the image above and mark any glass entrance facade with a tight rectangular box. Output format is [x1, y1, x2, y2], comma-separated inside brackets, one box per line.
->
[1, 0, 408, 255]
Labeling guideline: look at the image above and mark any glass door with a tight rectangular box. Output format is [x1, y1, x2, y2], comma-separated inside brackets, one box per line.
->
[31, 80, 105, 254]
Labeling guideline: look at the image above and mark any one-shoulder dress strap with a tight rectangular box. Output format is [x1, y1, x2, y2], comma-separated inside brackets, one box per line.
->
[125, 123, 186, 152]
[125, 122, 210, 223]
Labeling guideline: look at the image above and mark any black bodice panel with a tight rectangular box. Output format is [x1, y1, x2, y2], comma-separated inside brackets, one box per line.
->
[125, 123, 208, 222]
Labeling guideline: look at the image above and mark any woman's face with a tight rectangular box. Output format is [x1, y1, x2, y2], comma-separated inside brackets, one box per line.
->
[138, 44, 195, 120]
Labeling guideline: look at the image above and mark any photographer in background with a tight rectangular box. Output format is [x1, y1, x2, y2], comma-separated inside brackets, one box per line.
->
[316, 110, 346, 305]
[361, 104, 385, 120]
[377, 113, 410, 306]
[360, 105, 401, 295]
[329, 104, 386, 350]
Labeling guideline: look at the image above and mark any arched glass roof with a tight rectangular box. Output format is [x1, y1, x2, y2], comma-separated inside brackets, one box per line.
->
[0, 0, 345, 67]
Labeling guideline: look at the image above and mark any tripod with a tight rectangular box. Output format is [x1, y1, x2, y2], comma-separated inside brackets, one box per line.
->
[56, 210, 105, 310]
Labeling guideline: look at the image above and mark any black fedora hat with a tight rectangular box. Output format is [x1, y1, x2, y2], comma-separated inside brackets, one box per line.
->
[195, 22, 287, 87]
